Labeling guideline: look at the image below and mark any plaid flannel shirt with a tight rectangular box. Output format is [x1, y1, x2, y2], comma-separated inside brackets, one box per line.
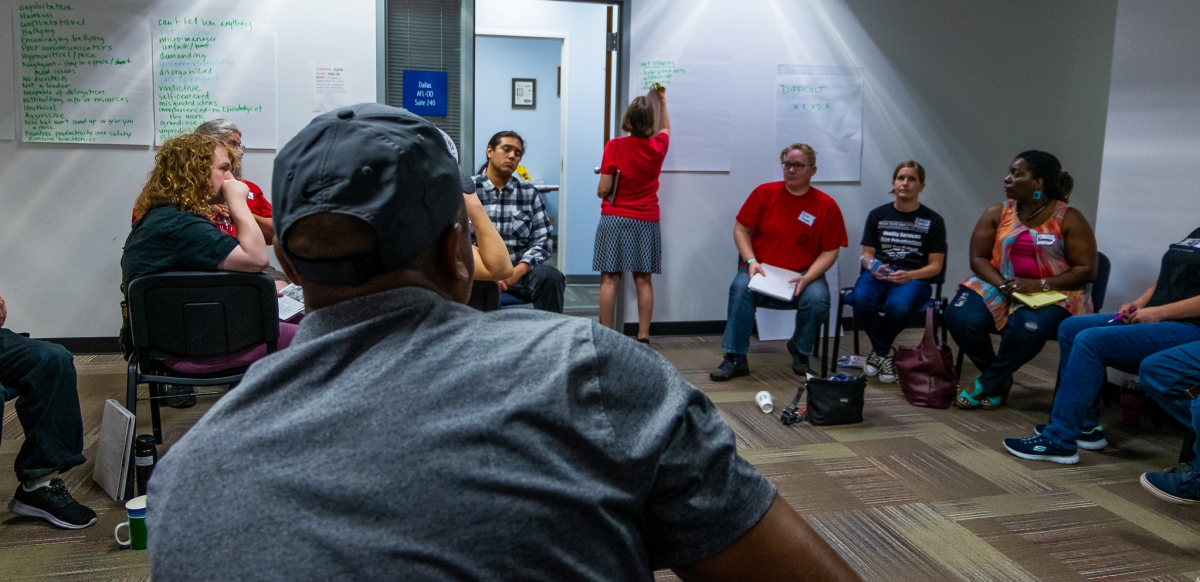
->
[473, 174, 554, 268]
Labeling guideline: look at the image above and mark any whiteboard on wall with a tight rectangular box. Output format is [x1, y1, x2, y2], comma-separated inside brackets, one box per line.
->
[15, 0, 153, 144]
[152, 11, 277, 149]
[0, 0, 14, 139]
[775, 65, 863, 182]
[636, 51, 733, 172]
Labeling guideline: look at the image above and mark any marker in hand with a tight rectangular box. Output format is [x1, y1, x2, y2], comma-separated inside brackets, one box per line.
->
[1109, 307, 1136, 324]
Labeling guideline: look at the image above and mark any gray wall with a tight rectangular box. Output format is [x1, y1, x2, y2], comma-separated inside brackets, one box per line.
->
[625, 0, 1118, 324]
[1093, 0, 1200, 308]
[0, 0, 378, 338]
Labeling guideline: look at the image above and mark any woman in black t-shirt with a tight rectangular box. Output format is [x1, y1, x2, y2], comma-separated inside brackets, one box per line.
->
[1004, 227, 1200, 465]
[852, 161, 947, 383]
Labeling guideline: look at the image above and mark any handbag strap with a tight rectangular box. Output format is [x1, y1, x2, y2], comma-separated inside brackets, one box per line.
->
[781, 384, 806, 425]
[921, 306, 939, 348]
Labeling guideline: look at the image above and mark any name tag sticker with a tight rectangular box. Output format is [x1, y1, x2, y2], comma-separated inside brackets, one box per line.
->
[798, 211, 816, 226]
[1035, 233, 1056, 246]
[914, 218, 931, 232]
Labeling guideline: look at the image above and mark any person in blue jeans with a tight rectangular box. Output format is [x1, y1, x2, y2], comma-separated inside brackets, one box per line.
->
[853, 161, 946, 383]
[1005, 227, 1200, 464]
[1138, 341, 1200, 504]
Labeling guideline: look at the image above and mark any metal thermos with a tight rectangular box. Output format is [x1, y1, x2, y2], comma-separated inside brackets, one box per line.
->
[134, 434, 159, 497]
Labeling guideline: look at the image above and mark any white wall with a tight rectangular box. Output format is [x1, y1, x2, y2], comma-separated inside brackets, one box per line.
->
[476, 0, 608, 276]
[0, 0, 377, 338]
[1093, 0, 1200, 308]
[474, 35, 563, 217]
[627, 0, 1117, 325]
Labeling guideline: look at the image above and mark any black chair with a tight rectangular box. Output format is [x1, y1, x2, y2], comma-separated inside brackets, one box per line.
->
[125, 271, 279, 445]
[956, 251, 1111, 380]
[831, 257, 948, 366]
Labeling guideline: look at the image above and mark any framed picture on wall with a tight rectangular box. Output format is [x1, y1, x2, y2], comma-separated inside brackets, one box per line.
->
[512, 78, 536, 109]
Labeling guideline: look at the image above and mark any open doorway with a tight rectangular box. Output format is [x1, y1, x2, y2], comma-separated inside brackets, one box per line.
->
[473, 0, 621, 322]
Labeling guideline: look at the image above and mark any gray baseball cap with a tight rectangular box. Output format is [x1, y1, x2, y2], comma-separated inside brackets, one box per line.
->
[273, 103, 466, 286]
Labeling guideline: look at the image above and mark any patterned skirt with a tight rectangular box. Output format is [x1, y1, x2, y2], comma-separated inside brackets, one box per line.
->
[592, 215, 662, 274]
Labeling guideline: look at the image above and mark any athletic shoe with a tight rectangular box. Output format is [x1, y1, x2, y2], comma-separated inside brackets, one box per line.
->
[1140, 468, 1200, 504]
[7, 479, 98, 530]
[878, 356, 897, 384]
[1034, 424, 1107, 450]
[709, 354, 749, 382]
[786, 341, 810, 376]
[865, 353, 887, 377]
[1003, 434, 1079, 464]
[162, 384, 197, 409]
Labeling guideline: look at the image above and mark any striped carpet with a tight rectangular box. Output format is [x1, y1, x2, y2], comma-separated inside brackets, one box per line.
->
[3, 330, 1198, 581]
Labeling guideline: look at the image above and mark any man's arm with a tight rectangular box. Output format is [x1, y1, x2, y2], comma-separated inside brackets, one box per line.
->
[216, 180, 269, 272]
[674, 495, 860, 582]
[253, 214, 275, 246]
[517, 185, 554, 269]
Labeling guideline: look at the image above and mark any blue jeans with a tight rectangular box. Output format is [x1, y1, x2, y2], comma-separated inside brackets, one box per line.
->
[1139, 341, 1200, 471]
[722, 265, 829, 356]
[944, 287, 1071, 395]
[0, 329, 86, 483]
[1041, 313, 1200, 449]
[851, 272, 932, 356]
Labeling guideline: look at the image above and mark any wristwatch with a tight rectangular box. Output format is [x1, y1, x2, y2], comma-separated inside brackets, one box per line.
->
[1040, 279, 1050, 292]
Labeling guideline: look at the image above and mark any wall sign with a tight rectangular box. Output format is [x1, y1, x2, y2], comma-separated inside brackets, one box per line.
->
[402, 70, 447, 116]
[512, 78, 536, 109]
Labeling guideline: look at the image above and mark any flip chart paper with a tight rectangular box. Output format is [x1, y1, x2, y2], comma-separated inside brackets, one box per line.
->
[1, 0, 15, 139]
[153, 12, 276, 149]
[637, 51, 733, 172]
[16, 0, 153, 144]
[775, 65, 863, 182]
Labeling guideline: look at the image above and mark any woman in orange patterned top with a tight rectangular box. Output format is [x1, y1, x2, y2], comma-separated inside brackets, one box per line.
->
[945, 151, 1097, 410]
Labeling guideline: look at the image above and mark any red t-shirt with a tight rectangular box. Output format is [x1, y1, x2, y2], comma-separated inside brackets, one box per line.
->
[735, 183, 848, 273]
[599, 133, 669, 222]
[131, 179, 271, 238]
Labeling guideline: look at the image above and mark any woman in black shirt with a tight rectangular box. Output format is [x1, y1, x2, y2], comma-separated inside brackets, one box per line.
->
[1004, 227, 1200, 465]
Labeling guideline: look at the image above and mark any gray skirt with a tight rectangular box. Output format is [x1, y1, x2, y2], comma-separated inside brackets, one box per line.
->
[592, 215, 662, 274]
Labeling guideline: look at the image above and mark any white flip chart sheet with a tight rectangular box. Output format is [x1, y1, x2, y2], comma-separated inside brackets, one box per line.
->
[0, 0, 15, 139]
[16, 0, 153, 144]
[775, 65, 864, 182]
[152, 12, 276, 149]
[636, 51, 733, 172]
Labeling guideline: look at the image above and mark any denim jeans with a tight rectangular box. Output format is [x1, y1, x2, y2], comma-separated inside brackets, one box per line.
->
[505, 264, 567, 314]
[1039, 314, 1200, 448]
[945, 287, 1071, 395]
[1138, 341, 1200, 472]
[0, 329, 86, 483]
[851, 272, 932, 356]
[721, 265, 829, 356]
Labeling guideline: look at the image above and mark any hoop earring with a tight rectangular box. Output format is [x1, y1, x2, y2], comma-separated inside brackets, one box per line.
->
[1033, 190, 1042, 200]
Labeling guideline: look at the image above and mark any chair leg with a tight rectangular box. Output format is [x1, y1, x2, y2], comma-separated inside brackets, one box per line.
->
[819, 321, 829, 378]
[832, 296, 844, 368]
[955, 348, 965, 383]
[149, 382, 164, 445]
[852, 312, 860, 355]
[126, 361, 139, 417]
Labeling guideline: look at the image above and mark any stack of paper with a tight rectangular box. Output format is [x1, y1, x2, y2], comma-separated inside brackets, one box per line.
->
[748, 264, 801, 302]
[278, 284, 306, 321]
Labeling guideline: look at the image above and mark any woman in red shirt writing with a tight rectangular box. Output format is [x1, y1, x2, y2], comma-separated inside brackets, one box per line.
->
[594, 85, 670, 343]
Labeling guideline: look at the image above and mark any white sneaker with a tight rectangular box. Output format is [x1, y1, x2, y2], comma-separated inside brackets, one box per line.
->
[865, 353, 886, 377]
[878, 356, 897, 384]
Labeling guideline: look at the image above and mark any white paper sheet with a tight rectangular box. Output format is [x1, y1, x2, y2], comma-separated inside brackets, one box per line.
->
[277, 283, 305, 321]
[15, 0, 153, 144]
[312, 62, 352, 113]
[748, 263, 801, 302]
[775, 65, 864, 182]
[636, 51, 733, 172]
[152, 12, 277, 149]
[0, 0, 15, 139]
[753, 260, 841, 341]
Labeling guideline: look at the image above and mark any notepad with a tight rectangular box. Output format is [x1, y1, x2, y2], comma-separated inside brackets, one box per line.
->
[748, 264, 801, 302]
[278, 284, 306, 321]
[1012, 291, 1068, 308]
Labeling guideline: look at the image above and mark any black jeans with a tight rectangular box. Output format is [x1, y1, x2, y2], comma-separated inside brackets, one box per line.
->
[0, 329, 86, 483]
[505, 264, 566, 314]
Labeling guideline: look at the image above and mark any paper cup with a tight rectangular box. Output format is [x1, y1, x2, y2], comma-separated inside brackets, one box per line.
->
[755, 391, 774, 414]
[115, 495, 148, 550]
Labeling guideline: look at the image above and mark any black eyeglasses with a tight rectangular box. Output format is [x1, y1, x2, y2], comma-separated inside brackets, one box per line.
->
[781, 162, 809, 171]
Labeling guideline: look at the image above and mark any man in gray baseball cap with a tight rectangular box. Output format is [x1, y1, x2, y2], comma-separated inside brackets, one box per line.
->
[146, 103, 860, 582]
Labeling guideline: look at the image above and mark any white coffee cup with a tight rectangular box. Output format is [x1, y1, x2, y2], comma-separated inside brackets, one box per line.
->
[755, 391, 774, 414]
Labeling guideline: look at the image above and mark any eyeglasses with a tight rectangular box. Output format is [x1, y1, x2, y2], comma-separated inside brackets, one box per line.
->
[781, 162, 810, 171]
[227, 140, 245, 153]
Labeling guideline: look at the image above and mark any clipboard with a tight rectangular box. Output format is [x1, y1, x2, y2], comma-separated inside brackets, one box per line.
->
[604, 169, 620, 205]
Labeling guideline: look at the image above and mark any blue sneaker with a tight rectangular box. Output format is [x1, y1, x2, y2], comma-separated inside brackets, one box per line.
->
[1140, 468, 1200, 504]
[1034, 424, 1107, 451]
[1003, 434, 1079, 464]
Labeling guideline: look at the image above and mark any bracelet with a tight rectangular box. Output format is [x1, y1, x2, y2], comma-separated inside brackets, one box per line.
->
[746, 258, 758, 264]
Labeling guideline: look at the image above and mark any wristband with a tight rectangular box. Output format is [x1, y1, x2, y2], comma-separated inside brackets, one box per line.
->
[746, 258, 758, 264]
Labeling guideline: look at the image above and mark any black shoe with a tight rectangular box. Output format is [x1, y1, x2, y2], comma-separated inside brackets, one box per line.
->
[710, 354, 749, 382]
[786, 341, 810, 376]
[162, 383, 197, 409]
[8, 479, 98, 530]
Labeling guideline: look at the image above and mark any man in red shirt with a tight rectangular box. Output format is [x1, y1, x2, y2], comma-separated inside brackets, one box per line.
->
[711, 143, 848, 381]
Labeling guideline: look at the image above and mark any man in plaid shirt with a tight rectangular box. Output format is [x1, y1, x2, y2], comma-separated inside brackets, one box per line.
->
[471, 131, 565, 313]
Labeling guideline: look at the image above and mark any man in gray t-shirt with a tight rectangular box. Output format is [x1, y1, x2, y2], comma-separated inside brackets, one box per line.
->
[146, 104, 860, 581]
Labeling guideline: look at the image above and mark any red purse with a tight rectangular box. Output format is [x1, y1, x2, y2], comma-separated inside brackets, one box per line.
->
[894, 307, 958, 409]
